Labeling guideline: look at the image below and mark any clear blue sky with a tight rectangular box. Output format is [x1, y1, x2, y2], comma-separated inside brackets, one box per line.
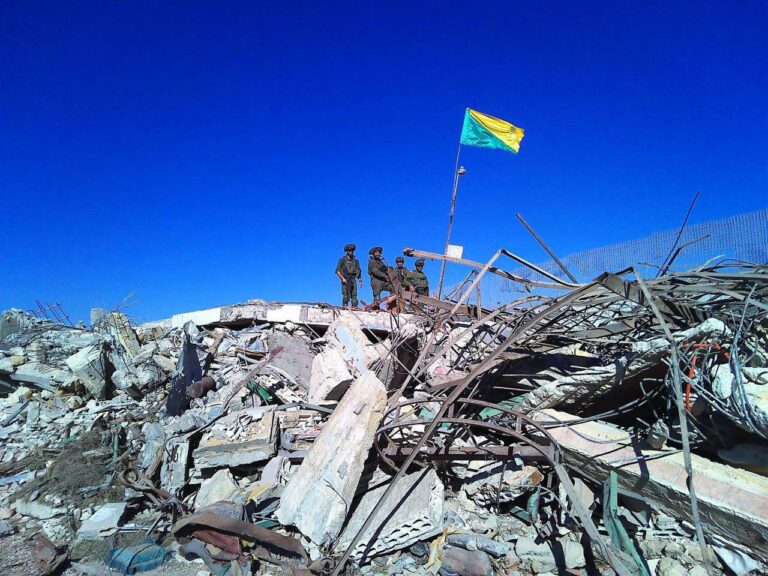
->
[2, 1, 766, 323]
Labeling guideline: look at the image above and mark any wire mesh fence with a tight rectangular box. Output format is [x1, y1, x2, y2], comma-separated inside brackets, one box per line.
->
[449, 208, 768, 307]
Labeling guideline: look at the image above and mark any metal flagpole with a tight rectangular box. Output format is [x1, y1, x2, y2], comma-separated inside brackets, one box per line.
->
[437, 142, 465, 298]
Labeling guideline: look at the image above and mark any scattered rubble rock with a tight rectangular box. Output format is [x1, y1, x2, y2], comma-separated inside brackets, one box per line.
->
[1, 258, 767, 575]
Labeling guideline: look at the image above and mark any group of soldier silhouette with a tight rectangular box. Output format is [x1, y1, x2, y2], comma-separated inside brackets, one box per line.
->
[334, 244, 429, 308]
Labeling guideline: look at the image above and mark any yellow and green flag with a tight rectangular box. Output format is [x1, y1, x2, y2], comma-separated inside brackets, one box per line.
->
[460, 108, 524, 153]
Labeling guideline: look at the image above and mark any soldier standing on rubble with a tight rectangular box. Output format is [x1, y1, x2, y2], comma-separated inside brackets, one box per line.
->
[368, 247, 393, 301]
[408, 258, 430, 296]
[394, 256, 409, 286]
[335, 243, 362, 308]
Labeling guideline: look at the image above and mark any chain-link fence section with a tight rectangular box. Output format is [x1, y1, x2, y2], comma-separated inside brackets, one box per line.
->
[450, 208, 768, 307]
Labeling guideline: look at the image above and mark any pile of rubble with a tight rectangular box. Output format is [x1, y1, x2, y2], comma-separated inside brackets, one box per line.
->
[1, 255, 767, 576]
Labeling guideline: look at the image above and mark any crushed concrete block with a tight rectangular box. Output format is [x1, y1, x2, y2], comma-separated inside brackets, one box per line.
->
[132, 342, 158, 366]
[462, 463, 543, 506]
[278, 371, 386, 545]
[65, 344, 107, 399]
[76, 502, 127, 539]
[336, 469, 444, 561]
[308, 347, 354, 402]
[0, 356, 21, 373]
[193, 407, 276, 470]
[161, 436, 191, 493]
[195, 470, 240, 509]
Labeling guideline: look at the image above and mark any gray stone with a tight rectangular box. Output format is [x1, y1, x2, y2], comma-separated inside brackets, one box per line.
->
[445, 533, 510, 557]
[195, 470, 240, 509]
[76, 502, 127, 539]
[132, 342, 158, 366]
[439, 546, 493, 576]
[0, 519, 15, 536]
[153, 354, 176, 373]
[663, 542, 684, 558]
[14, 499, 66, 519]
[515, 537, 556, 573]
[267, 331, 315, 391]
[647, 419, 669, 449]
[561, 539, 585, 569]
[139, 423, 165, 477]
[712, 545, 762, 576]
[102, 312, 141, 359]
[656, 557, 687, 576]
[640, 538, 666, 559]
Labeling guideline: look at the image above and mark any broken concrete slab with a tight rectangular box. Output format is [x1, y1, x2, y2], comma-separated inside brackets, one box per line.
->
[193, 408, 276, 470]
[336, 468, 444, 561]
[11, 363, 69, 392]
[308, 346, 354, 402]
[148, 301, 408, 333]
[534, 408, 768, 559]
[267, 331, 314, 391]
[195, 470, 240, 509]
[161, 436, 191, 494]
[325, 315, 379, 375]
[277, 371, 386, 545]
[76, 502, 127, 539]
[65, 344, 107, 400]
[14, 499, 66, 520]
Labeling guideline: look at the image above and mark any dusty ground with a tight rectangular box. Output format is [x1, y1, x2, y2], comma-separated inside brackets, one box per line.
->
[0, 531, 203, 576]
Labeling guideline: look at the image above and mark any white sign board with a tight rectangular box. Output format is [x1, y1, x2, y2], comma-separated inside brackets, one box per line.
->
[446, 244, 464, 259]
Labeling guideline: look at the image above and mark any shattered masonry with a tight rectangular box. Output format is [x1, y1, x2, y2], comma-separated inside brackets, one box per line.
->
[1, 247, 768, 576]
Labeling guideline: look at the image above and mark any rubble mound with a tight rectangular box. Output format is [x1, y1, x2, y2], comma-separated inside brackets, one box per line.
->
[1, 260, 767, 575]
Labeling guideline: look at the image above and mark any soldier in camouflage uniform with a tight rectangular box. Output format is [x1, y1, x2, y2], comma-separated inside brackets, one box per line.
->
[368, 246, 393, 301]
[394, 256, 408, 285]
[408, 258, 429, 296]
[335, 243, 362, 307]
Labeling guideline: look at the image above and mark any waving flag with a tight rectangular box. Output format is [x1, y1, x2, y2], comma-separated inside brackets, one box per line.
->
[460, 108, 524, 153]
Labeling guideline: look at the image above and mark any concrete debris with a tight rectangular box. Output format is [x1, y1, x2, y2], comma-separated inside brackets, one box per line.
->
[75, 501, 127, 539]
[194, 469, 240, 509]
[439, 546, 494, 576]
[335, 468, 444, 560]
[277, 371, 386, 545]
[0, 255, 767, 575]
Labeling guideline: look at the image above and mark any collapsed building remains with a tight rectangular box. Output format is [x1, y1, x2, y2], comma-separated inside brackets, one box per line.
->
[1, 216, 768, 575]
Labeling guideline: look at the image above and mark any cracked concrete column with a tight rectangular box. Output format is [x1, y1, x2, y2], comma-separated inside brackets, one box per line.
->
[277, 371, 386, 545]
